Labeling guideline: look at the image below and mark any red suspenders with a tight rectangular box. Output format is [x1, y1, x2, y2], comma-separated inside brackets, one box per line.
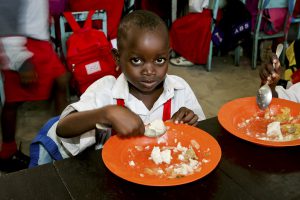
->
[162, 98, 171, 121]
[116, 99, 125, 107]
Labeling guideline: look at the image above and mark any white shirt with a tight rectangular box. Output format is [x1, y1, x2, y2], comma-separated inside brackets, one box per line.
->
[276, 82, 300, 103]
[58, 74, 206, 155]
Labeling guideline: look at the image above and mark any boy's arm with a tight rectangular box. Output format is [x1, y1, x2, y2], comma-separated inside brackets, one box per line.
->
[56, 105, 145, 138]
[275, 83, 300, 103]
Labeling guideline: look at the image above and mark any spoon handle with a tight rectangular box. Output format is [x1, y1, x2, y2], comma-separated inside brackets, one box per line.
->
[268, 44, 283, 84]
[275, 43, 283, 58]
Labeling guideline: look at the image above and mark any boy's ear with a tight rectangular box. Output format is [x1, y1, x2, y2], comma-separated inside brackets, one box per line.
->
[111, 48, 120, 64]
[111, 48, 120, 71]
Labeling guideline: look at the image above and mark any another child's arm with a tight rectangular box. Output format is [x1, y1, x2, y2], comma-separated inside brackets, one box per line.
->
[56, 105, 145, 138]
[259, 53, 281, 98]
[171, 107, 199, 126]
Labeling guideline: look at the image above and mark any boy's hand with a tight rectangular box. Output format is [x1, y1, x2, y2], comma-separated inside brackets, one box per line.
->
[171, 107, 198, 126]
[105, 106, 145, 137]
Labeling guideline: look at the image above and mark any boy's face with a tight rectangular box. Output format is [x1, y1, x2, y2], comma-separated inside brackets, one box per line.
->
[116, 27, 170, 95]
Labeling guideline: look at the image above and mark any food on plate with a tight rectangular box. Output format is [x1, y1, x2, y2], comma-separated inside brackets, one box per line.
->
[147, 143, 201, 178]
[266, 121, 283, 140]
[144, 119, 167, 137]
[280, 124, 300, 140]
[128, 138, 210, 179]
[129, 160, 135, 166]
[237, 107, 300, 141]
[150, 146, 172, 165]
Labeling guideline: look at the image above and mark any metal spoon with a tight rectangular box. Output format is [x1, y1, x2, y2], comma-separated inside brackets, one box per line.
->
[256, 43, 283, 110]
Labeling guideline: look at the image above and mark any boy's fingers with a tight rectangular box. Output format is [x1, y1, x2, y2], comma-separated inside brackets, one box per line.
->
[173, 112, 185, 123]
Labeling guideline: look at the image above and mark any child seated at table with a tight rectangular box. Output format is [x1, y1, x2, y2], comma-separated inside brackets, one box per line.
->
[259, 54, 300, 103]
[54, 10, 206, 156]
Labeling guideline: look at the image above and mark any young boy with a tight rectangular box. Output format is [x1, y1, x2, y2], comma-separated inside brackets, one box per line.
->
[259, 54, 300, 103]
[55, 10, 206, 156]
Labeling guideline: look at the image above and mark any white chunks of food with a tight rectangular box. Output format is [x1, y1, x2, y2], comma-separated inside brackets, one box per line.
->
[150, 146, 172, 165]
[147, 143, 202, 178]
[129, 160, 135, 167]
[238, 107, 300, 141]
[144, 119, 167, 137]
[266, 121, 283, 140]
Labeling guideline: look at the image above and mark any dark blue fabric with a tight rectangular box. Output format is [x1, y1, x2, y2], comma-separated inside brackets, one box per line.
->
[29, 116, 63, 168]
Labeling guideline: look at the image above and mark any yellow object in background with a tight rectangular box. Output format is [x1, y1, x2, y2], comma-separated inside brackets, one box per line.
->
[284, 41, 297, 81]
[284, 67, 297, 81]
[286, 41, 296, 67]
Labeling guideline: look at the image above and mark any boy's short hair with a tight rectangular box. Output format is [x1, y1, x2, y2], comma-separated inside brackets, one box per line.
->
[117, 10, 169, 50]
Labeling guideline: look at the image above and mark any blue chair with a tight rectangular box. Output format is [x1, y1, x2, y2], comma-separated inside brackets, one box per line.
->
[206, 0, 220, 71]
[235, 0, 296, 69]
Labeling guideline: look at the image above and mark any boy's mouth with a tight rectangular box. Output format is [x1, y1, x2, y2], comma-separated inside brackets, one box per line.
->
[141, 80, 156, 88]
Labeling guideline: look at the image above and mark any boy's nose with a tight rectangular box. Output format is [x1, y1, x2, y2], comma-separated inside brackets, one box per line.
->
[142, 62, 155, 75]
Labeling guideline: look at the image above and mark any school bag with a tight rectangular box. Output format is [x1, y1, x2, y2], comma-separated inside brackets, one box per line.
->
[29, 116, 66, 167]
[212, 0, 251, 54]
[64, 10, 120, 95]
[29, 114, 115, 167]
[67, 0, 124, 40]
[29, 115, 110, 167]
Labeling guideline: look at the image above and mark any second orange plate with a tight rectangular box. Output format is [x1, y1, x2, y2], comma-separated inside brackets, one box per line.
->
[218, 97, 300, 147]
[102, 122, 221, 186]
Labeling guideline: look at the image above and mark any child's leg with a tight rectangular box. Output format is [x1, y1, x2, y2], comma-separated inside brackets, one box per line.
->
[53, 73, 70, 115]
[0, 101, 22, 159]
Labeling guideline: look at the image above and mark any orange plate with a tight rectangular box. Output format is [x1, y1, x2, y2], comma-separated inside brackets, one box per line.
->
[218, 97, 300, 147]
[102, 122, 221, 186]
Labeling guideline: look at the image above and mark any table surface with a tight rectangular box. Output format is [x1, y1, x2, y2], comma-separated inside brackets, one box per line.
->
[1, 117, 300, 200]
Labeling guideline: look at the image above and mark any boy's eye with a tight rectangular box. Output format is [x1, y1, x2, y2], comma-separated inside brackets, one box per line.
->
[155, 58, 166, 65]
[130, 57, 143, 65]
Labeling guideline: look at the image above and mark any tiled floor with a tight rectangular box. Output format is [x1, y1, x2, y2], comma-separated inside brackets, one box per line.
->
[0, 54, 260, 174]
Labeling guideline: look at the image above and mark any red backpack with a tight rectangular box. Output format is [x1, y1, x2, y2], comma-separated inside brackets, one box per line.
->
[63, 10, 120, 95]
